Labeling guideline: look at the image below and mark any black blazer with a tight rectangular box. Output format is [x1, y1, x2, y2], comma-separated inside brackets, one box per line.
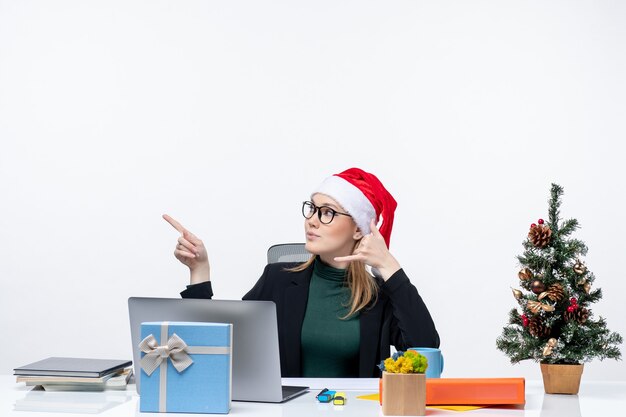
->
[181, 261, 440, 377]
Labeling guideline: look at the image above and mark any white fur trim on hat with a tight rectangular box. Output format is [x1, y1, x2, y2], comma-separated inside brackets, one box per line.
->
[312, 175, 376, 234]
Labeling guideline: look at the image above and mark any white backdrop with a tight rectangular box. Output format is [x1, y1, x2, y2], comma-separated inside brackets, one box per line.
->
[1, 0, 625, 381]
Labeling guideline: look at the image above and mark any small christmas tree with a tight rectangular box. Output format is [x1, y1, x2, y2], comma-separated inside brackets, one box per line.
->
[496, 184, 622, 365]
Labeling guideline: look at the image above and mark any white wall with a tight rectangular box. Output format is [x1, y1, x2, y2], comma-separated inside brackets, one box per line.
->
[1, 0, 624, 381]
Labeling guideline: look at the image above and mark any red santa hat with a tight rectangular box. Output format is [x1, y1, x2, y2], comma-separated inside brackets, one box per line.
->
[312, 167, 397, 247]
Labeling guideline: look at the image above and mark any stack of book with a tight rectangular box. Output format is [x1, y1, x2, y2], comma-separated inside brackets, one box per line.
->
[14, 357, 133, 391]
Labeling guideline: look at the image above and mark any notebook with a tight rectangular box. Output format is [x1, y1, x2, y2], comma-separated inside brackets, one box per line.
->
[14, 357, 132, 378]
[128, 297, 309, 403]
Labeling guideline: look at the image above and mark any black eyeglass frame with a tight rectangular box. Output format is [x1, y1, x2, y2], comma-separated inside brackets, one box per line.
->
[302, 201, 351, 224]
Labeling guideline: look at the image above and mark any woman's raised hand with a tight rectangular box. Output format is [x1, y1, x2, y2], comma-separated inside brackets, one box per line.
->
[163, 214, 210, 284]
[334, 219, 401, 281]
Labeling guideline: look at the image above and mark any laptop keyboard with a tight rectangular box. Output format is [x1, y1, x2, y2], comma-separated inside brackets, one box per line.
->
[282, 385, 308, 400]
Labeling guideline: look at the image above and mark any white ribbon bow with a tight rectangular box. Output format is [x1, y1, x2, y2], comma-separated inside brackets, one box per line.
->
[139, 333, 193, 376]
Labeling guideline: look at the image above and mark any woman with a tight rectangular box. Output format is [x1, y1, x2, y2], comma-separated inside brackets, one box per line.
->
[164, 167, 439, 377]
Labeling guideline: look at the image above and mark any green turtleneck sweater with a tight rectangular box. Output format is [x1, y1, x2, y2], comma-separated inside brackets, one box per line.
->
[300, 258, 360, 377]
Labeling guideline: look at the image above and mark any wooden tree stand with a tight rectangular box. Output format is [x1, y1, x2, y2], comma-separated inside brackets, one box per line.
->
[540, 363, 584, 395]
[382, 372, 426, 416]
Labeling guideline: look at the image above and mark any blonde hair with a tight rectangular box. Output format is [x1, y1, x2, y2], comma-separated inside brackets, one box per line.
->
[288, 240, 379, 318]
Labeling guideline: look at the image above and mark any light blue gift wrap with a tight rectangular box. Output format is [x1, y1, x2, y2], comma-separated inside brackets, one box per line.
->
[139, 321, 232, 414]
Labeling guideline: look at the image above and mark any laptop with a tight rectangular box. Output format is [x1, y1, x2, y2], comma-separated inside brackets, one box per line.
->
[128, 297, 308, 403]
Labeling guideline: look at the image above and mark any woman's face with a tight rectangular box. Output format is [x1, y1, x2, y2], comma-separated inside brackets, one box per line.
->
[304, 194, 362, 264]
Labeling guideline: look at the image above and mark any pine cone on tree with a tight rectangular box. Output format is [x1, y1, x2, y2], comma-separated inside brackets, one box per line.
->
[528, 224, 552, 248]
[529, 316, 551, 337]
[544, 283, 565, 302]
[564, 307, 589, 324]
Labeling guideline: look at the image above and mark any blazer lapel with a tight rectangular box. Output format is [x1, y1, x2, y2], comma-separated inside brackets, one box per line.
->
[359, 297, 384, 377]
[282, 265, 313, 376]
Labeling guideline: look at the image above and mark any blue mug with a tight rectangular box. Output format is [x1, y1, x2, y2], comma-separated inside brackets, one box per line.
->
[409, 347, 444, 378]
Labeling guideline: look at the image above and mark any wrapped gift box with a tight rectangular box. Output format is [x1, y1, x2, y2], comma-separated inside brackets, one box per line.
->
[139, 321, 232, 414]
[426, 378, 525, 405]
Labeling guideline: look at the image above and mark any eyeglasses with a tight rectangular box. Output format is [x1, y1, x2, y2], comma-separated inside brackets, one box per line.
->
[302, 201, 351, 224]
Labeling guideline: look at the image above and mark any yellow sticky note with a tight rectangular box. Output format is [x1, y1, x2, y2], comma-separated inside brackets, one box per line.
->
[355, 394, 488, 412]
[429, 405, 488, 412]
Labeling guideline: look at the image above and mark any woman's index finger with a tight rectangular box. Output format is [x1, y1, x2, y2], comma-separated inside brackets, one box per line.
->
[163, 214, 186, 234]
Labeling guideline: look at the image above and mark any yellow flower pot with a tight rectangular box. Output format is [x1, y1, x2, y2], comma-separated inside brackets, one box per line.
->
[381, 371, 426, 416]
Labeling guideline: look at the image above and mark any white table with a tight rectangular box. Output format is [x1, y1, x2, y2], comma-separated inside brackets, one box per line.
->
[1, 375, 625, 416]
